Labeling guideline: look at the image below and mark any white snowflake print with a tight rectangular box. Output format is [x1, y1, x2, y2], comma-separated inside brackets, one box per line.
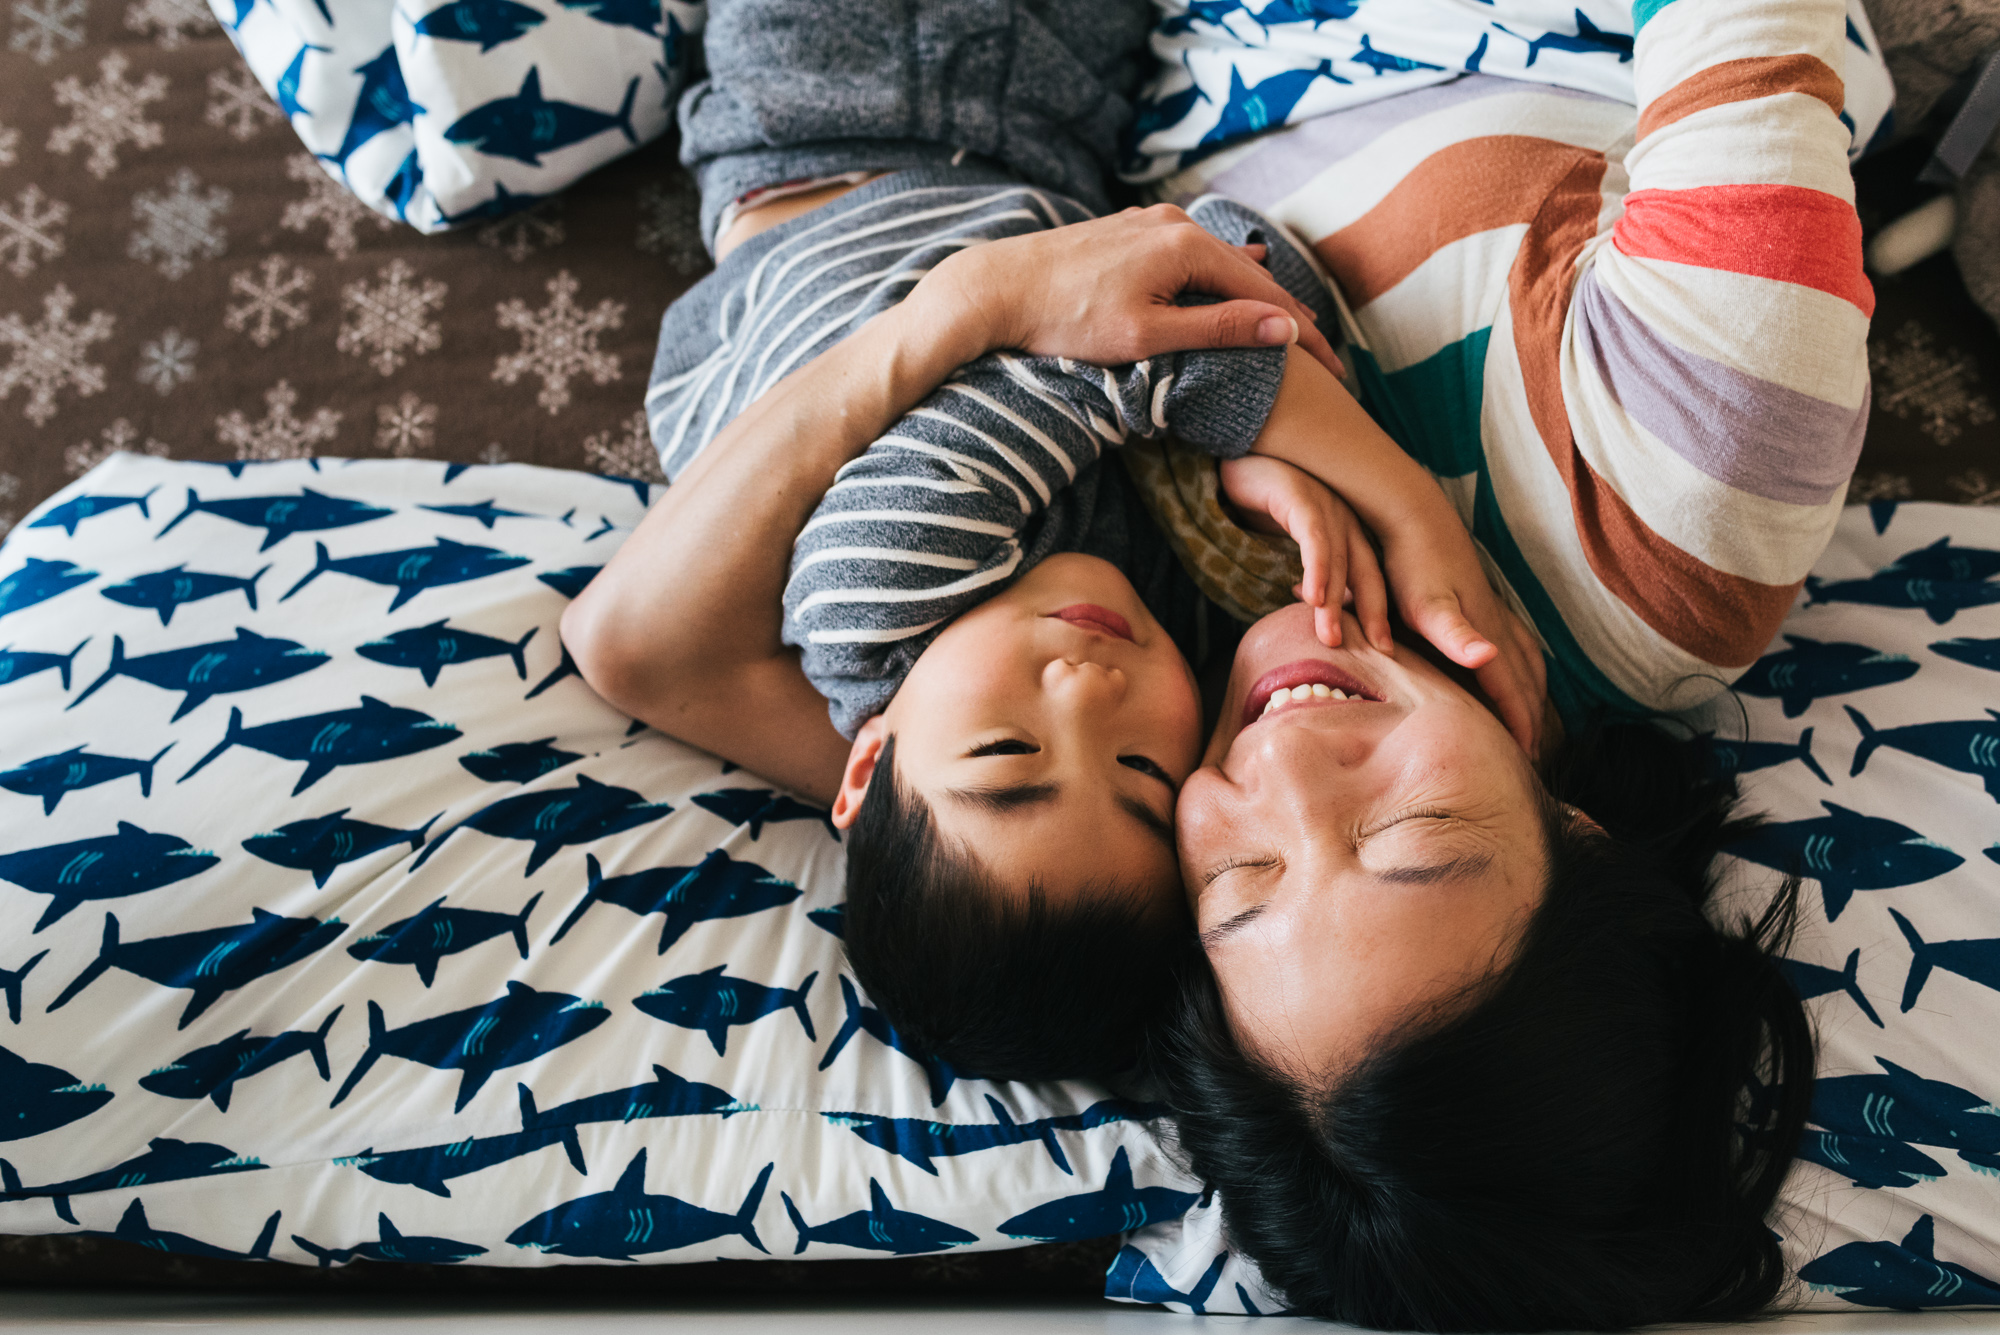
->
[135, 325, 194, 394]
[375, 391, 437, 456]
[493, 270, 623, 415]
[123, 0, 212, 47]
[205, 65, 281, 141]
[65, 417, 169, 475]
[477, 441, 508, 466]
[0, 282, 111, 426]
[216, 379, 340, 461]
[0, 469, 17, 539]
[225, 254, 310, 347]
[127, 167, 230, 279]
[0, 186, 67, 278]
[1869, 320, 1998, 447]
[280, 152, 392, 259]
[1950, 468, 2000, 506]
[636, 179, 707, 275]
[0, 124, 18, 170]
[479, 198, 564, 263]
[338, 258, 445, 376]
[49, 51, 167, 180]
[10, 0, 86, 65]
[583, 409, 663, 483]
[1846, 472, 1912, 503]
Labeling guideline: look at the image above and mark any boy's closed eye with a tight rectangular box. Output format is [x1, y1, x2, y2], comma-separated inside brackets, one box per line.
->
[965, 737, 1177, 787]
[948, 764, 1176, 851]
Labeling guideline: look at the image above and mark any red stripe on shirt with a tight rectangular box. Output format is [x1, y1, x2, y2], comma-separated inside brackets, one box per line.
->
[1614, 183, 1873, 316]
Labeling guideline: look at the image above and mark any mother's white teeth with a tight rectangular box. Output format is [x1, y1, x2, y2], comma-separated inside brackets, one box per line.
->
[1260, 682, 1365, 717]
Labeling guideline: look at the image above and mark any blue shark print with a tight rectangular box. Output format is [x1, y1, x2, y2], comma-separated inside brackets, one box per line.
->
[1123, 69, 1207, 170]
[0, 1044, 111, 1141]
[28, 487, 157, 537]
[295, 1213, 489, 1267]
[518, 1062, 750, 1135]
[998, 1147, 1201, 1241]
[536, 565, 601, 599]
[0, 822, 218, 932]
[157, 488, 391, 550]
[1199, 61, 1342, 149]
[0, 1137, 263, 1224]
[384, 148, 424, 221]
[338, 1123, 583, 1198]
[1709, 727, 1831, 785]
[1932, 636, 2000, 674]
[437, 181, 546, 226]
[444, 68, 639, 167]
[411, 0, 545, 51]
[331, 982, 610, 1112]
[783, 1178, 976, 1256]
[0, 638, 88, 691]
[275, 44, 317, 118]
[47, 908, 346, 1028]
[828, 1093, 1160, 1177]
[243, 809, 439, 889]
[0, 951, 44, 1023]
[1736, 636, 1918, 718]
[0, 558, 95, 623]
[1869, 499, 1900, 534]
[1780, 949, 1882, 1027]
[80, 1198, 280, 1262]
[101, 564, 269, 626]
[282, 538, 530, 611]
[180, 697, 461, 796]
[346, 892, 539, 987]
[1106, 1245, 1229, 1313]
[819, 974, 960, 1107]
[460, 737, 582, 784]
[523, 643, 578, 699]
[69, 628, 330, 722]
[632, 964, 817, 1057]
[584, 514, 619, 542]
[1805, 573, 2000, 624]
[1886, 536, 2000, 583]
[809, 904, 844, 938]
[1728, 801, 1961, 922]
[1849, 706, 2000, 801]
[1795, 1128, 1946, 1189]
[1814, 1058, 2000, 1164]
[412, 774, 672, 877]
[358, 620, 538, 685]
[509, 1150, 771, 1260]
[1354, 34, 1443, 74]
[1158, 0, 1255, 38]
[419, 499, 572, 530]
[557, 0, 658, 32]
[221, 0, 255, 30]
[690, 788, 838, 840]
[1496, 9, 1632, 64]
[320, 47, 424, 170]
[552, 852, 801, 953]
[1799, 1215, 2000, 1309]
[0, 743, 174, 814]
[138, 1011, 341, 1111]
[1893, 910, 2000, 1011]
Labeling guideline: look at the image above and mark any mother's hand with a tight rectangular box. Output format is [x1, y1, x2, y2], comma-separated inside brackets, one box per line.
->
[923, 203, 1345, 377]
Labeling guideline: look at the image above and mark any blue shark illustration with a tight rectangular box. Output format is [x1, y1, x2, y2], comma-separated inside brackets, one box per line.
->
[68, 628, 330, 722]
[282, 538, 530, 611]
[1, 743, 174, 814]
[358, 619, 538, 686]
[1798, 1214, 2000, 1309]
[998, 1147, 1202, 1241]
[1736, 636, 1918, 718]
[1, 1137, 263, 1223]
[1465, 29, 1490, 71]
[1932, 636, 2000, 675]
[1804, 573, 2000, 624]
[1813, 1058, 2000, 1162]
[690, 788, 838, 841]
[180, 697, 461, 795]
[411, 774, 672, 877]
[551, 851, 800, 953]
[243, 809, 439, 889]
[459, 737, 582, 784]
[79, 1198, 280, 1262]
[28, 487, 157, 537]
[1, 951, 44, 1023]
[0, 558, 95, 623]
[523, 644, 578, 698]
[157, 487, 390, 550]
[1124, 73, 1207, 171]
[294, 1213, 488, 1267]
[518, 1063, 749, 1135]
[585, 515, 619, 542]
[632, 964, 816, 1057]
[0, 638, 88, 691]
[1886, 536, 2000, 583]
[536, 565, 601, 600]
[1795, 1128, 1946, 1189]
[0, 821, 217, 932]
[0, 1043, 111, 1141]
[222, 0, 257, 30]
[384, 148, 423, 221]
[437, 180, 546, 227]
[1780, 949, 1882, 1026]
[444, 68, 638, 167]
[809, 904, 845, 938]
[346, 892, 539, 987]
[1893, 909, 2000, 1012]
[509, 1150, 771, 1260]
[1354, 34, 1443, 74]
[101, 564, 268, 626]
[557, 0, 659, 32]
[828, 1093, 1160, 1176]
[411, 0, 544, 51]
[332, 982, 610, 1112]
[138, 1011, 341, 1112]
[1869, 498, 1900, 534]
[1847, 14, 1870, 50]
[337, 1123, 583, 1198]
[1709, 728, 1831, 785]
[1106, 1245, 1229, 1313]
[819, 975, 961, 1106]
[784, 1179, 977, 1256]
[1849, 705, 2000, 801]
[319, 47, 424, 171]
[1728, 801, 1961, 921]
[419, 499, 573, 530]
[47, 908, 346, 1028]
[275, 43, 319, 119]
[1496, 9, 1632, 64]
[1158, 0, 1252, 38]
[1199, 61, 1342, 149]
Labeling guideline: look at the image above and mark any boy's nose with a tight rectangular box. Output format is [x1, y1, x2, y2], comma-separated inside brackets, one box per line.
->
[1042, 655, 1126, 705]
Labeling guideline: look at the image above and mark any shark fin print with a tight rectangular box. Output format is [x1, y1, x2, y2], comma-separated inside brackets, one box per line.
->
[782, 1191, 811, 1255]
[738, 1163, 774, 1254]
[331, 1000, 389, 1107]
[0, 951, 46, 1023]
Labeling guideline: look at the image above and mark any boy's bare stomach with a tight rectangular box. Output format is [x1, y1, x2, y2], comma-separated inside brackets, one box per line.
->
[714, 175, 883, 261]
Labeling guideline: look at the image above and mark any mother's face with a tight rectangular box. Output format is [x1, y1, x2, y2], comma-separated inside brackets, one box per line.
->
[1176, 604, 1549, 1080]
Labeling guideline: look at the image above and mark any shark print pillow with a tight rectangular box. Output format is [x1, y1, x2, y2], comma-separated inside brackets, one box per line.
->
[0, 452, 1200, 1273]
[210, 0, 707, 232]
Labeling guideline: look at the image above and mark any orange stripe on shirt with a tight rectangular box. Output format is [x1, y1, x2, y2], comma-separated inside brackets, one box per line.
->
[1615, 183, 1874, 316]
[1637, 54, 1844, 139]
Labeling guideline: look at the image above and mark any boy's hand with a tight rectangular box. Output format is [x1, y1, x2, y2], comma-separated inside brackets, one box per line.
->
[1219, 455, 1388, 651]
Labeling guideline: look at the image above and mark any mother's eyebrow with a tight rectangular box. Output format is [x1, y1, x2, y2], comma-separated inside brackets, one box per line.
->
[1374, 849, 1497, 886]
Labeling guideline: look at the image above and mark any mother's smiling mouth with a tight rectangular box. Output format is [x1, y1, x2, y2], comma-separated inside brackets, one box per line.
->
[1242, 659, 1383, 728]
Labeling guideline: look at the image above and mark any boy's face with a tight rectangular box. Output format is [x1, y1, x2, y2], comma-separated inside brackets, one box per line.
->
[831, 554, 1203, 914]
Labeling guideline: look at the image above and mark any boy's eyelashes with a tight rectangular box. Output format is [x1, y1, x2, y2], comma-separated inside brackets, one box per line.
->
[963, 738, 1175, 787]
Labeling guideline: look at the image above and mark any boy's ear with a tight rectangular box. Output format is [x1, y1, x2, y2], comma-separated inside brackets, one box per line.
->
[830, 716, 888, 830]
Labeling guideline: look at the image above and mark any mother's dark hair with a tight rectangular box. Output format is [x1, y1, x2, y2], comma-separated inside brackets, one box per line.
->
[1150, 719, 1814, 1330]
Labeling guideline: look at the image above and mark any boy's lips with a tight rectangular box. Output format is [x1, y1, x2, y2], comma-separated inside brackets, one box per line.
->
[1242, 660, 1382, 728]
[1049, 604, 1134, 642]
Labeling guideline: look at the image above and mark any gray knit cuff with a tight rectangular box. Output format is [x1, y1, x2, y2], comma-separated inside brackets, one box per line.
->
[1161, 343, 1288, 459]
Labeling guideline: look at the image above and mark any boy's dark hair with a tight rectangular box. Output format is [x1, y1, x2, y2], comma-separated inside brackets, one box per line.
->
[1150, 719, 1815, 1331]
[843, 734, 1184, 1080]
